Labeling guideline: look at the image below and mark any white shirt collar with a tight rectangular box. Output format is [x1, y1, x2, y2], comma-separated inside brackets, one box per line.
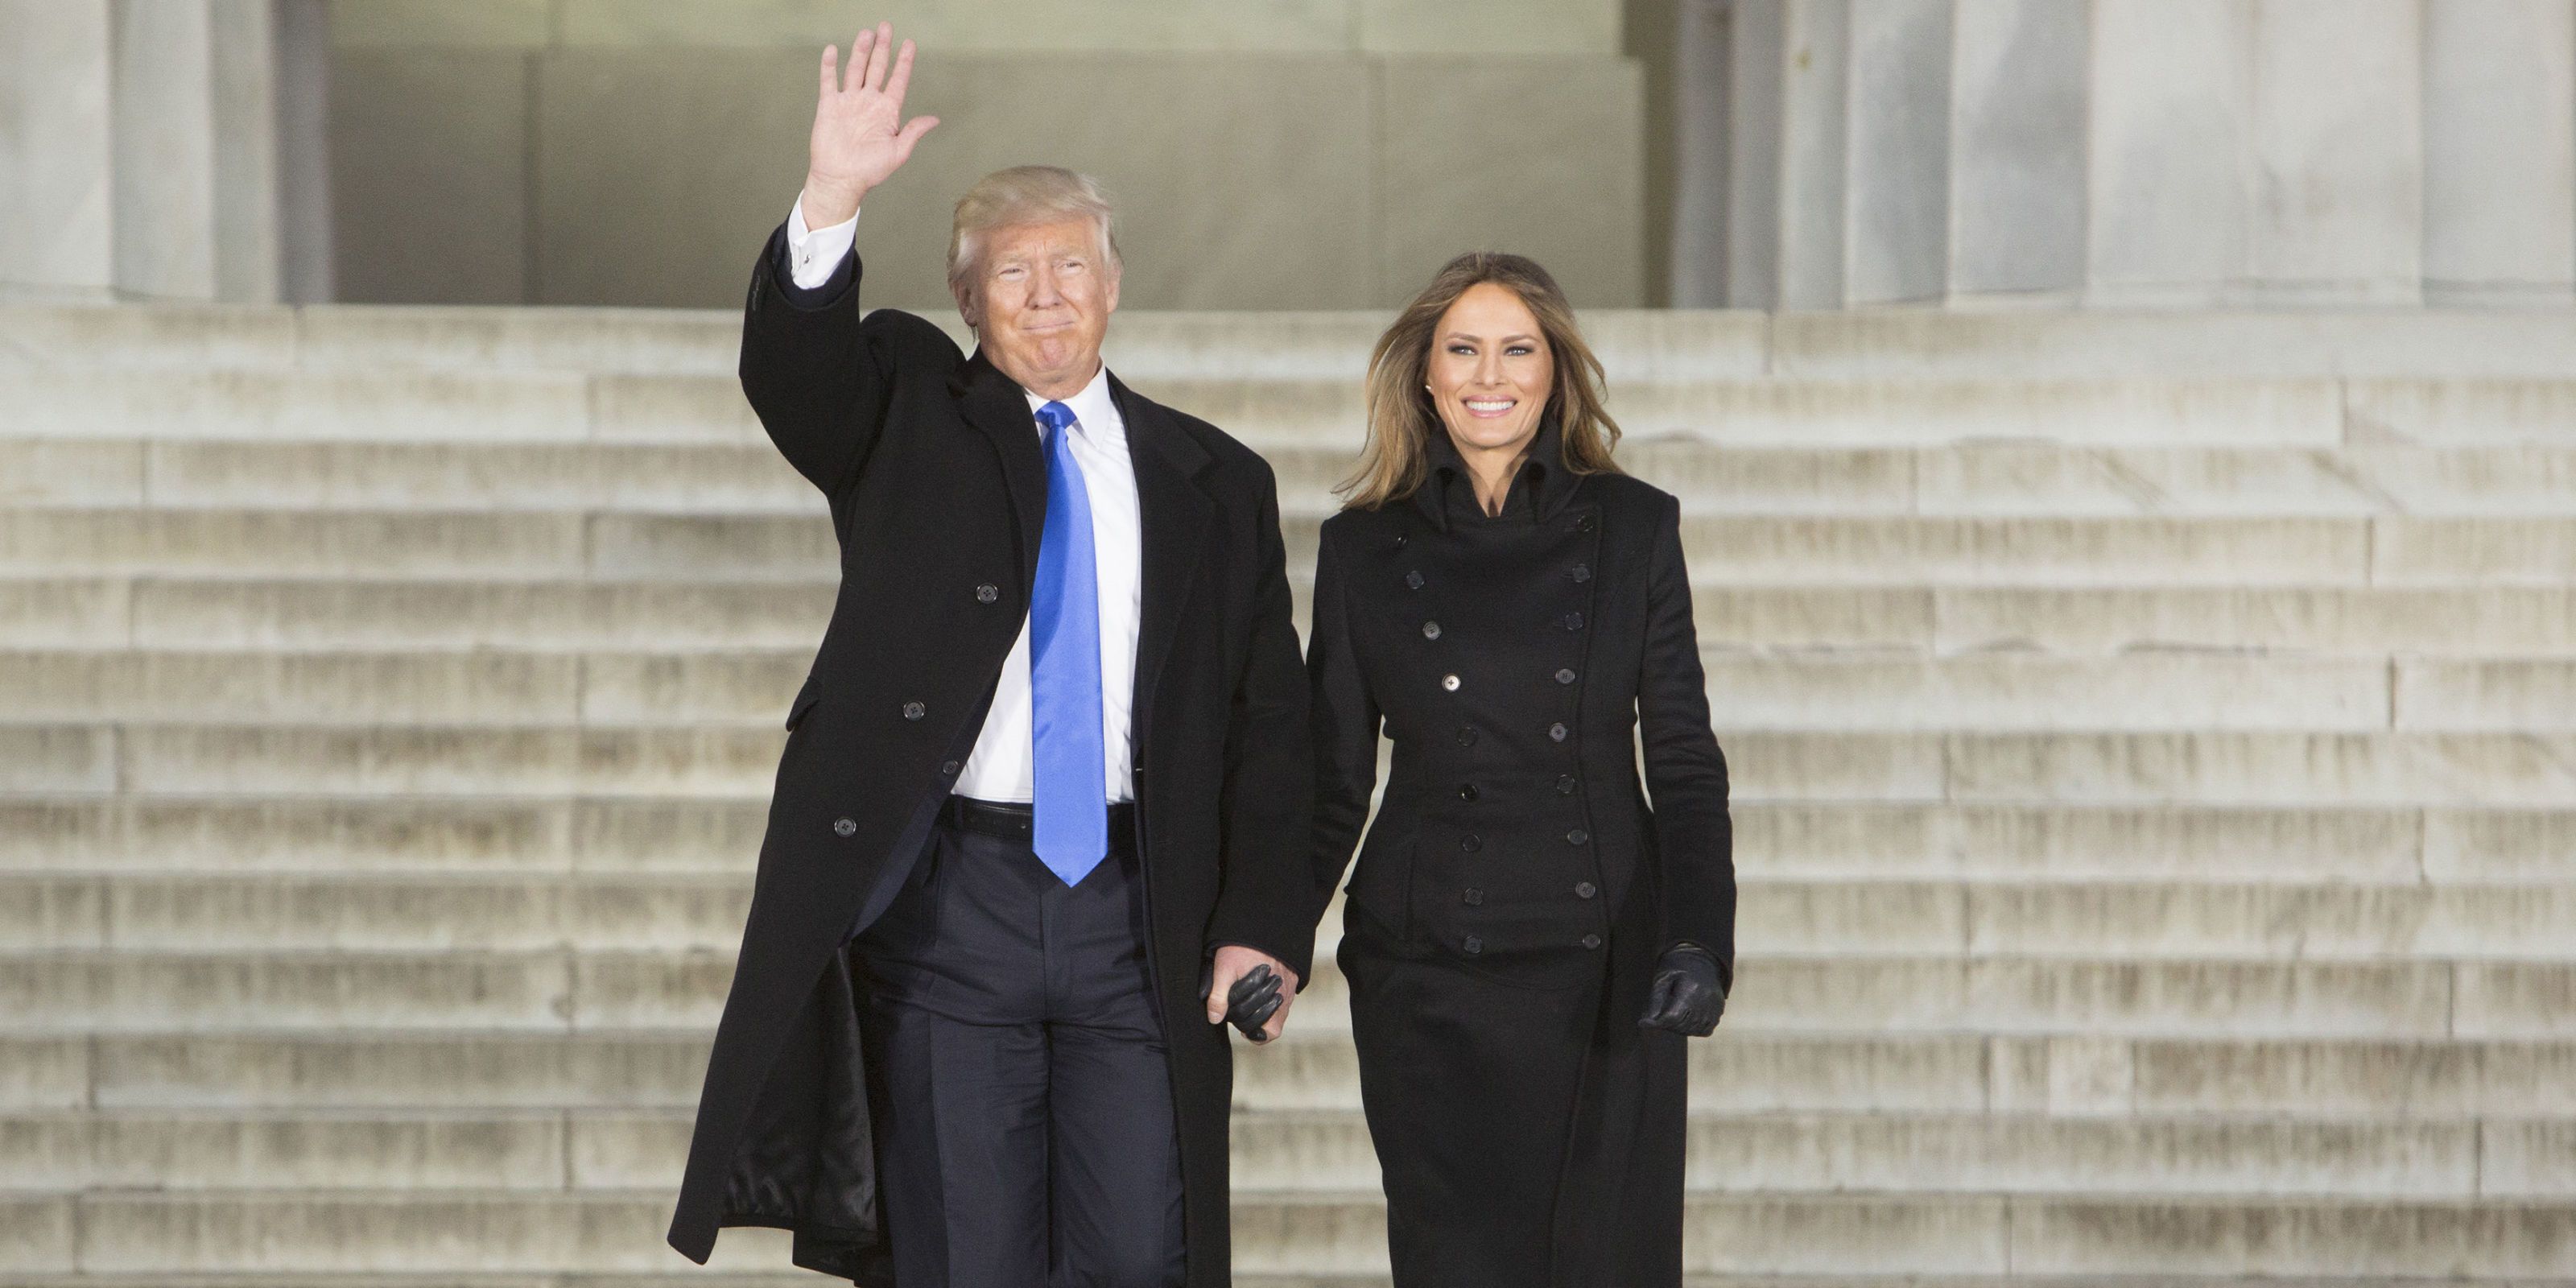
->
[1020, 363, 1121, 441]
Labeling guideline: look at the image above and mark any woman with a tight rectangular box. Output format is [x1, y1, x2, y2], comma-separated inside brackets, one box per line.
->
[1305, 252, 1736, 1287]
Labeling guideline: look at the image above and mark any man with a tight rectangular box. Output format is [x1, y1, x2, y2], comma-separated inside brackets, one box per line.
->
[665, 24, 1315, 1288]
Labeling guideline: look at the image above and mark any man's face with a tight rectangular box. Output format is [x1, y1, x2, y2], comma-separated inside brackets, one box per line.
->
[962, 217, 1119, 398]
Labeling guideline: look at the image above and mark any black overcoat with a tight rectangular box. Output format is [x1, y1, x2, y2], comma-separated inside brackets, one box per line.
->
[1306, 424, 1736, 1284]
[667, 225, 1315, 1286]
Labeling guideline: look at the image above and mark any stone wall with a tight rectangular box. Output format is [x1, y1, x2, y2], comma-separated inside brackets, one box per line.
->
[1709, 0, 2576, 309]
[322, 0, 1649, 311]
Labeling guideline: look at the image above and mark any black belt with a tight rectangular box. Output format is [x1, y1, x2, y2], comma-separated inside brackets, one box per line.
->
[942, 795, 1137, 845]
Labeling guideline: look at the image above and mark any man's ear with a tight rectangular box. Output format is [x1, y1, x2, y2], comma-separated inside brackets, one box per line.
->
[1103, 266, 1121, 316]
[952, 283, 980, 331]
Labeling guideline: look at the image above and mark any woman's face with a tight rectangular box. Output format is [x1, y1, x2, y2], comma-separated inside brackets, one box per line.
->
[1425, 282, 1554, 458]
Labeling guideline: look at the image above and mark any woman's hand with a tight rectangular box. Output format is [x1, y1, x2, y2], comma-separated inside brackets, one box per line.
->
[1637, 944, 1726, 1036]
[1203, 945, 1299, 1042]
[799, 22, 939, 229]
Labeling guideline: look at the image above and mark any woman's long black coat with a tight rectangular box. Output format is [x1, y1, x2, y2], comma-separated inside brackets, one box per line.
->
[665, 226, 1315, 1286]
[1306, 425, 1736, 1285]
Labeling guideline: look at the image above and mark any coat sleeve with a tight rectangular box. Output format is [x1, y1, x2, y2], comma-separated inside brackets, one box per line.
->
[1636, 492, 1737, 986]
[1203, 465, 1323, 984]
[737, 220, 902, 497]
[1303, 520, 1381, 929]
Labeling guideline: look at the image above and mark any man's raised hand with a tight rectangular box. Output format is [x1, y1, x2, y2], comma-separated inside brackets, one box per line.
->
[800, 22, 939, 229]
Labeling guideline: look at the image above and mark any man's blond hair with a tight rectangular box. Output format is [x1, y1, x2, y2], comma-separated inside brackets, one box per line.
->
[947, 165, 1121, 317]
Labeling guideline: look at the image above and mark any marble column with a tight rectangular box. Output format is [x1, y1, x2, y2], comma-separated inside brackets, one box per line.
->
[0, 0, 313, 302]
[1707, 0, 2576, 309]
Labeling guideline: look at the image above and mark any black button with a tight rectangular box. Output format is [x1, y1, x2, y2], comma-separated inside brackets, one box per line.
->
[1463, 935, 1483, 955]
[1459, 833, 1483, 852]
[1458, 782, 1479, 802]
[1456, 726, 1479, 747]
[1567, 828, 1589, 845]
[1556, 774, 1577, 794]
[1549, 723, 1568, 742]
[1575, 881, 1597, 899]
[1463, 888, 1484, 906]
[1422, 621, 1442, 640]
[1405, 571, 1425, 590]
[1576, 514, 1596, 532]
[1571, 564, 1591, 583]
[940, 760, 960, 774]
[1580, 933, 1603, 949]
[832, 818, 857, 837]
[1555, 668, 1577, 684]
[975, 584, 999, 603]
[1563, 612, 1585, 630]
[902, 701, 926, 720]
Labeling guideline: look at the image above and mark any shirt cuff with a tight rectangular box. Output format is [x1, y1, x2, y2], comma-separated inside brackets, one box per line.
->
[786, 194, 860, 291]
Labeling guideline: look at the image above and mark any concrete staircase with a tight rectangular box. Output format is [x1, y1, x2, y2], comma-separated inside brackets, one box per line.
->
[3, 303, 2574, 1286]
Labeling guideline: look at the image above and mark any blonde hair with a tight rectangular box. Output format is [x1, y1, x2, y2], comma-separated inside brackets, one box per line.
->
[1339, 251, 1623, 510]
[947, 165, 1121, 318]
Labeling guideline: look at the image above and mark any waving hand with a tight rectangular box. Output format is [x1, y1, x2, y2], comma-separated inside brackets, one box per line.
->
[799, 22, 939, 228]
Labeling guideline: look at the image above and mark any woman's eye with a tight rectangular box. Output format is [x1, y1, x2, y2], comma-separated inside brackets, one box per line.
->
[1447, 345, 1476, 356]
[1507, 345, 1534, 357]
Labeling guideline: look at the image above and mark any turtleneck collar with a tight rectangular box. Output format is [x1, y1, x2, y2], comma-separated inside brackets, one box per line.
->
[1410, 415, 1583, 531]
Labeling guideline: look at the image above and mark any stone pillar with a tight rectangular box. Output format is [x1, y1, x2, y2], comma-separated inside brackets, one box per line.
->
[2423, 0, 2576, 304]
[0, 0, 316, 302]
[1949, 0, 2086, 302]
[1707, 0, 2576, 309]
[0, 3, 116, 299]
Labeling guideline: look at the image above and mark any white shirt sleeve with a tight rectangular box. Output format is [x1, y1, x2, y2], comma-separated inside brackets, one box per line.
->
[785, 195, 861, 291]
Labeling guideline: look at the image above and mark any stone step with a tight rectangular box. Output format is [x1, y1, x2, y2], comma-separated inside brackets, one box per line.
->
[5, 1188, 2572, 1277]
[7, 646, 2533, 730]
[15, 438, 2576, 519]
[0, 1278, 2562, 1288]
[6, 507, 2563, 590]
[14, 729, 2576, 811]
[4, 1108, 2566, 1199]
[21, 1030, 2574, 1120]
[26, 304, 2576, 382]
[19, 365, 2575, 452]
[4, 873, 2574, 962]
[4, 510, 2562, 591]
[0, 793, 2554, 886]
[5, 949, 2570, 1039]
[1228, 1192, 2576, 1278]
[6, 509, 2491, 584]
[13, 578, 2576, 658]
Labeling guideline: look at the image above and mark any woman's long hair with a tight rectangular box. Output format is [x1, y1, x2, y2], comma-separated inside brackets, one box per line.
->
[1338, 251, 1624, 510]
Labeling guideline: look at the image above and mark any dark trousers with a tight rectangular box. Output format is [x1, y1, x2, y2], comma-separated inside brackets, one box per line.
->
[855, 799, 1186, 1288]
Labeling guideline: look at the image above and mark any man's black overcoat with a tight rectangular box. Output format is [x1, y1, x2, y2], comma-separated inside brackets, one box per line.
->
[667, 225, 1315, 1286]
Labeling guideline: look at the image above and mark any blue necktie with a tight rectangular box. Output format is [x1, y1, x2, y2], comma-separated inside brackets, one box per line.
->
[1029, 400, 1108, 885]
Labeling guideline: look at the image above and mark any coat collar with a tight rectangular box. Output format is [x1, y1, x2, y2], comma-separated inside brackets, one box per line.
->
[1408, 415, 1584, 532]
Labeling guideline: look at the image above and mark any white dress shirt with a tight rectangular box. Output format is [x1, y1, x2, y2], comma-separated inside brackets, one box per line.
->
[786, 196, 1143, 803]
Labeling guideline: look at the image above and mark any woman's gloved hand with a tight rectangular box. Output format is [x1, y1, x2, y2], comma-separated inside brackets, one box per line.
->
[1637, 944, 1727, 1036]
[1199, 960, 1286, 1042]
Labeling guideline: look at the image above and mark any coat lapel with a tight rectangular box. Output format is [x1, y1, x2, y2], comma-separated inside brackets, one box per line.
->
[949, 351, 1051, 576]
[1112, 372, 1216, 753]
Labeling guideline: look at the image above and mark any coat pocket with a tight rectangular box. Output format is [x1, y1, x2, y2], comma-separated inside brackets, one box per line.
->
[784, 675, 824, 731]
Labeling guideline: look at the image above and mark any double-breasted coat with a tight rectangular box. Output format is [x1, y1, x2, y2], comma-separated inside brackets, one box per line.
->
[666, 225, 1315, 1285]
[1306, 421, 1736, 1286]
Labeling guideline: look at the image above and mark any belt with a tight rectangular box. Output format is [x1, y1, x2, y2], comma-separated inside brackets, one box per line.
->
[942, 795, 1137, 845]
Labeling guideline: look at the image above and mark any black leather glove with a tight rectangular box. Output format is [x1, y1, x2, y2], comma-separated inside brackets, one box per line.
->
[1637, 945, 1727, 1036]
[1199, 960, 1285, 1042]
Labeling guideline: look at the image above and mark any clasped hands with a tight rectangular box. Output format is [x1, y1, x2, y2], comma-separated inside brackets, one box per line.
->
[1202, 945, 1297, 1044]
